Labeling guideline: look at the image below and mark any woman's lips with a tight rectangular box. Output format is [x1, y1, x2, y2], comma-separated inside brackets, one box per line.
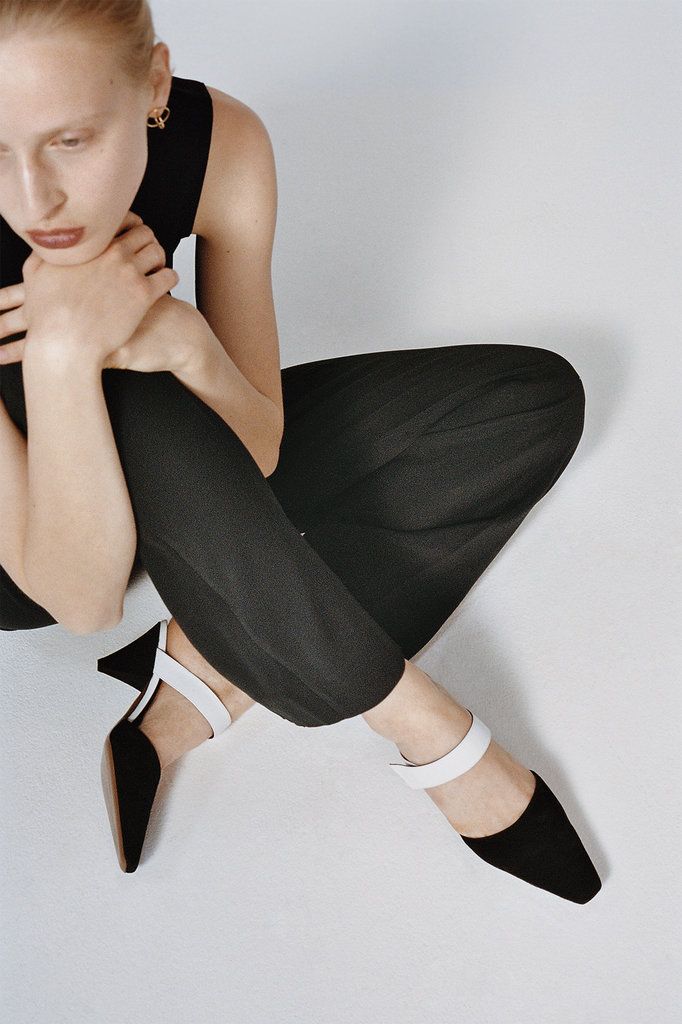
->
[27, 227, 85, 249]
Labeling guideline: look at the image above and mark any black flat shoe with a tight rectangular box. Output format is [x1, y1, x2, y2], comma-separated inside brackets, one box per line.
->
[389, 709, 602, 904]
[98, 618, 233, 873]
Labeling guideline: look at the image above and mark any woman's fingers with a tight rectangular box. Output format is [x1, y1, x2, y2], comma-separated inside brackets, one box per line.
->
[0, 282, 25, 311]
[0, 300, 27, 341]
[158, 267, 180, 294]
[134, 237, 167, 276]
[0, 282, 27, 357]
[115, 210, 143, 238]
[0, 338, 25, 364]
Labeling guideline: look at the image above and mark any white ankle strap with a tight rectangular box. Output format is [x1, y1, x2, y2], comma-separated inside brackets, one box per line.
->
[126, 619, 232, 738]
[389, 709, 491, 789]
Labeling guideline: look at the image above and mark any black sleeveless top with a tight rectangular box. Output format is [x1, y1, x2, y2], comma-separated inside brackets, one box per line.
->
[0, 74, 213, 435]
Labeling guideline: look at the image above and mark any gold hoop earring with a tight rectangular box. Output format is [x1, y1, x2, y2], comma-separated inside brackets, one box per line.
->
[147, 105, 171, 129]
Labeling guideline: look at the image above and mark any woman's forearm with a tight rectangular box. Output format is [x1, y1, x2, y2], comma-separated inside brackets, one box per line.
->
[21, 341, 137, 633]
[173, 316, 283, 477]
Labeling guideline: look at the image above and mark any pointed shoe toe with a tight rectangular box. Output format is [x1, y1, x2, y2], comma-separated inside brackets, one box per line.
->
[98, 618, 233, 872]
[101, 718, 162, 873]
[388, 709, 602, 904]
[459, 770, 602, 904]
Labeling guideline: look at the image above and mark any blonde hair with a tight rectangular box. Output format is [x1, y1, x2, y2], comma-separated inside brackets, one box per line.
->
[0, 0, 174, 88]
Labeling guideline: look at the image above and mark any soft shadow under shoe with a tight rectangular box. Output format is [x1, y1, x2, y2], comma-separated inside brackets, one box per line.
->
[98, 618, 232, 873]
[389, 709, 602, 904]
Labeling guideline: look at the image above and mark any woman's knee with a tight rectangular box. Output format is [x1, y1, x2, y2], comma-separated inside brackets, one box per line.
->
[533, 347, 585, 406]
[525, 346, 586, 449]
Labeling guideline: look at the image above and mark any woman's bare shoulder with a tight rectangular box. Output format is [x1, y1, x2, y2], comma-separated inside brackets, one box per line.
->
[192, 85, 272, 239]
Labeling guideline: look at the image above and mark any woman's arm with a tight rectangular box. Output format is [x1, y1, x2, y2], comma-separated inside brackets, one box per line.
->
[21, 341, 137, 634]
[0, 394, 45, 607]
[174, 311, 283, 477]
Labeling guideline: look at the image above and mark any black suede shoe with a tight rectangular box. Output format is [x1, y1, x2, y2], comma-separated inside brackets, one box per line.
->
[98, 619, 233, 873]
[389, 709, 602, 904]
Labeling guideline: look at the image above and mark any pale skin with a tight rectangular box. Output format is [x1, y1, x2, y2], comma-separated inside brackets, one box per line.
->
[0, 28, 536, 841]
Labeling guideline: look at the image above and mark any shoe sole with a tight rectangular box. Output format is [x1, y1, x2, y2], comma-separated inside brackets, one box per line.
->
[101, 736, 131, 872]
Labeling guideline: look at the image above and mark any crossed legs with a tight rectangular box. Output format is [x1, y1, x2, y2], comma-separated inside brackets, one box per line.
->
[131, 340, 584, 837]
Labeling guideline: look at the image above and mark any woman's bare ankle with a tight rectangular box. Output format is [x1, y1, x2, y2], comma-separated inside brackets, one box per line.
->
[165, 617, 256, 722]
[362, 659, 472, 759]
[361, 660, 536, 838]
[138, 681, 212, 768]
[136, 618, 256, 768]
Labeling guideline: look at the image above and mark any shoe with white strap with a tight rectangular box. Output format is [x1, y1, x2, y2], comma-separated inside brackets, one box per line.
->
[388, 708, 602, 904]
[98, 617, 232, 872]
[124, 618, 232, 738]
[389, 708, 491, 788]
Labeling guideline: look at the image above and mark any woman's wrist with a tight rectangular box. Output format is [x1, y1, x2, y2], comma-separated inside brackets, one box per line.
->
[23, 331, 106, 376]
[170, 300, 212, 378]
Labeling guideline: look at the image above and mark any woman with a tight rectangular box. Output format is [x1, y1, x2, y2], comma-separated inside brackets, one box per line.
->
[0, 0, 600, 900]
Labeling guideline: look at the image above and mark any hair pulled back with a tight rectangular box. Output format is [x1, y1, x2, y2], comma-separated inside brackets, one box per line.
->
[0, 0, 174, 87]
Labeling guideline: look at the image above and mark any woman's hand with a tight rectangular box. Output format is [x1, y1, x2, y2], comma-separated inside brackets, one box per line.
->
[1, 277, 203, 376]
[0, 280, 27, 358]
[0, 211, 185, 371]
[14, 210, 178, 367]
[101, 293, 202, 375]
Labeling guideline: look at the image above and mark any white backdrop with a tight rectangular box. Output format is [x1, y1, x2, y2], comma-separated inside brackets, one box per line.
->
[2, 3, 680, 1022]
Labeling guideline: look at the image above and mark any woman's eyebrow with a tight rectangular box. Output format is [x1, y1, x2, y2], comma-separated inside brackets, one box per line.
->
[0, 111, 107, 145]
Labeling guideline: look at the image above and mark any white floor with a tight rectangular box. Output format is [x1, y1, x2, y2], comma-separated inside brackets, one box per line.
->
[2, 3, 680, 1022]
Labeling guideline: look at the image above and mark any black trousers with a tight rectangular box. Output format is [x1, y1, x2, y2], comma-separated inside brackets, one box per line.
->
[0, 343, 585, 727]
